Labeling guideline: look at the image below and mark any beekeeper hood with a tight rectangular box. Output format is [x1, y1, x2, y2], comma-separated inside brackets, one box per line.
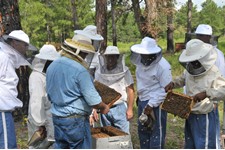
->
[2, 30, 37, 65]
[130, 37, 162, 67]
[32, 44, 60, 74]
[61, 34, 95, 68]
[74, 25, 103, 51]
[95, 46, 128, 84]
[179, 39, 217, 76]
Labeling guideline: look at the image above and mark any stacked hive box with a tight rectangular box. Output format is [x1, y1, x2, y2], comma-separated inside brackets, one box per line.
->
[91, 126, 132, 149]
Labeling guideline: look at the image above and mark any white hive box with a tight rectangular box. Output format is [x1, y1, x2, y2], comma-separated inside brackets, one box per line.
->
[91, 126, 132, 149]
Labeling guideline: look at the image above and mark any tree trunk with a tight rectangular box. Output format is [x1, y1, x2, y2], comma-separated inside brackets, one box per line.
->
[0, 0, 29, 121]
[187, 0, 192, 33]
[111, 0, 117, 46]
[71, 0, 79, 30]
[0, 0, 21, 35]
[166, 0, 174, 53]
[95, 0, 107, 54]
[131, 0, 144, 37]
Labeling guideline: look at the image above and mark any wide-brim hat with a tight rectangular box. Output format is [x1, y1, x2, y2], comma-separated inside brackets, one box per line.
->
[179, 39, 214, 62]
[2, 30, 37, 51]
[74, 25, 103, 41]
[35, 44, 60, 61]
[131, 37, 161, 54]
[64, 36, 95, 54]
[195, 24, 212, 36]
[104, 46, 120, 55]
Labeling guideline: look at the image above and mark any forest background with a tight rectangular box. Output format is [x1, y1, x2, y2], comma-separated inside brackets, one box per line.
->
[7, 0, 225, 148]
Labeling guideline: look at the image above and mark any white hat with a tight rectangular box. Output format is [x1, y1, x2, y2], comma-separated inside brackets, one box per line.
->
[35, 44, 60, 61]
[179, 39, 214, 62]
[3, 30, 37, 51]
[64, 34, 95, 54]
[74, 25, 103, 41]
[195, 24, 212, 35]
[104, 46, 120, 55]
[131, 37, 161, 54]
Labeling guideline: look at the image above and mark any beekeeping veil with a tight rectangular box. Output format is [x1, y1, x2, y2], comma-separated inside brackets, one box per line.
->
[95, 46, 128, 85]
[74, 25, 104, 70]
[179, 39, 217, 76]
[31, 44, 60, 74]
[130, 37, 162, 68]
[2, 30, 37, 64]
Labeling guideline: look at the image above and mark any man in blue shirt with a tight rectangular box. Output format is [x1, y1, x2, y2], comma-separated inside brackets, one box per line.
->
[46, 34, 109, 149]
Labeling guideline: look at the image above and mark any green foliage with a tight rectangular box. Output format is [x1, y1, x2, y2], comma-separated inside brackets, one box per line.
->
[107, 12, 141, 43]
[19, 0, 95, 48]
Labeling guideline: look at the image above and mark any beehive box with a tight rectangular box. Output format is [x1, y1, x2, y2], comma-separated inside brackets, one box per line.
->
[91, 126, 132, 149]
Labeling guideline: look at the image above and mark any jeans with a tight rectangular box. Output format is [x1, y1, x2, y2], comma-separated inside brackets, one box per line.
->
[214, 104, 221, 149]
[100, 102, 130, 134]
[138, 100, 167, 149]
[184, 110, 216, 149]
[0, 112, 17, 149]
[52, 115, 91, 149]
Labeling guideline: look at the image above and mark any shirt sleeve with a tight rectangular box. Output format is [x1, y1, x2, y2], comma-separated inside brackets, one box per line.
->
[206, 74, 225, 101]
[158, 64, 172, 87]
[173, 70, 186, 88]
[0, 52, 9, 78]
[78, 70, 102, 106]
[124, 69, 134, 87]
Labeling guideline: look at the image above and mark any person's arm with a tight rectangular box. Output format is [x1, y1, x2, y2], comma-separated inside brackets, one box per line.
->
[28, 73, 46, 126]
[126, 84, 135, 120]
[92, 102, 109, 114]
[0, 52, 8, 78]
[78, 70, 109, 114]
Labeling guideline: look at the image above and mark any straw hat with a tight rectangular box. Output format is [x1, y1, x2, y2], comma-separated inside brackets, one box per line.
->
[64, 34, 95, 54]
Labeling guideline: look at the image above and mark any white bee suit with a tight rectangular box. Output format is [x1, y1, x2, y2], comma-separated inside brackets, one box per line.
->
[95, 54, 133, 105]
[28, 58, 54, 148]
[0, 42, 30, 111]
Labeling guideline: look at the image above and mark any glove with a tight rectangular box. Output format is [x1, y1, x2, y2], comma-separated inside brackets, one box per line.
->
[38, 126, 47, 140]
[139, 104, 155, 132]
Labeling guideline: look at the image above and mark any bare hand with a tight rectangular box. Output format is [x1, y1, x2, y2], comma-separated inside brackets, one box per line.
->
[193, 91, 206, 103]
[126, 109, 133, 121]
[165, 82, 174, 92]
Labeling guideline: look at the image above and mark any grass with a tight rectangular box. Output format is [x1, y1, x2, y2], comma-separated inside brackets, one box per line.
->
[15, 37, 225, 148]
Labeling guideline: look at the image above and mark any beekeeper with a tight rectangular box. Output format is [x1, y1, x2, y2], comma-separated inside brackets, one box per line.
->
[46, 34, 109, 149]
[0, 30, 37, 148]
[130, 37, 172, 149]
[93, 45, 135, 134]
[28, 44, 60, 149]
[74, 25, 103, 77]
[165, 39, 225, 148]
[195, 24, 225, 149]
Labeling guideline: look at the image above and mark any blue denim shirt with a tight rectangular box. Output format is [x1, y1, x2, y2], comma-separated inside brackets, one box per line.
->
[46, 56, 101, 117]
